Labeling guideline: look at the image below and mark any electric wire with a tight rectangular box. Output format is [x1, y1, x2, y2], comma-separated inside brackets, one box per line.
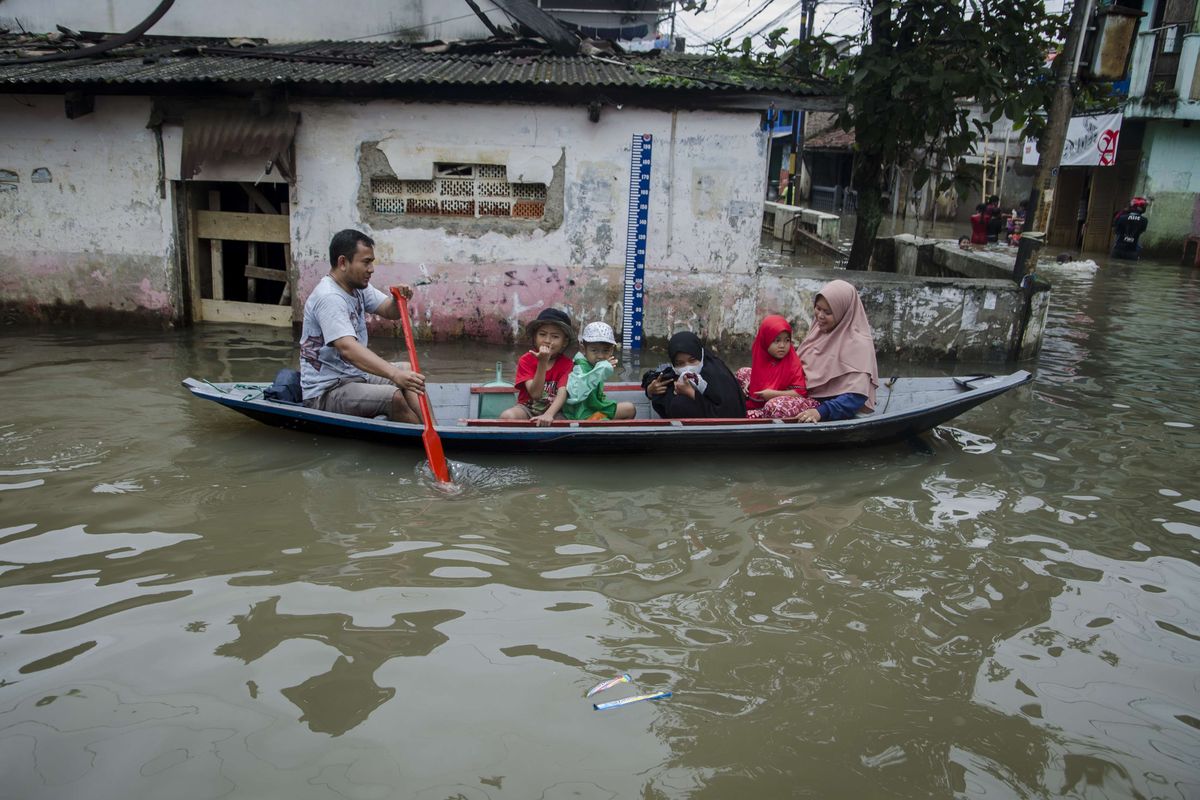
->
[703, 0, 777, 45]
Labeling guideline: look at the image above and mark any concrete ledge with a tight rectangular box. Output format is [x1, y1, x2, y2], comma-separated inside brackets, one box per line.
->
[756, 267, 1048, 362]
[763, 201, 841, 242]
[882, 234, 1017, 280]
[0, 299, 181, 329]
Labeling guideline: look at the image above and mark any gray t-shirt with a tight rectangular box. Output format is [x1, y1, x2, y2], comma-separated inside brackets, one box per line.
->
[299, 275, 388, 401]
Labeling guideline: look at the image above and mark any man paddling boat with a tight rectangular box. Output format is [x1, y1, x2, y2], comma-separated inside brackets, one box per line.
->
[299, 229, 424, 422]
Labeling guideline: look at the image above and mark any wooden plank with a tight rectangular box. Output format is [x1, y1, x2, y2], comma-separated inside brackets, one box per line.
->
[280, 244, 293, 305]
[244, 265, 289, 282]
[239, 182, 279, 215]
[185, 189, 203, 322]
[200, 298, 292, 327]
[208, 190, 224, 300]
[280, 201, 293, 307]
[246, 240, 257, 303]
[461, 416, 780, 427]
[467, 383, 642, 394]
[196, 210, 290, 244]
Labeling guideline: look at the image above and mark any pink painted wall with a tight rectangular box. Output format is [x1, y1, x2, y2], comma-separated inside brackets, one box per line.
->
[0, 95, 179, 321]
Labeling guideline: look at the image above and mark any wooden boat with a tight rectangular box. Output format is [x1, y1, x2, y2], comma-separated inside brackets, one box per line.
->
[182, 371, 1032, 454]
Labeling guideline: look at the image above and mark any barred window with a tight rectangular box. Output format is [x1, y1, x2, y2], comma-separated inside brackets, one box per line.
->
[371, 163, 547, 220]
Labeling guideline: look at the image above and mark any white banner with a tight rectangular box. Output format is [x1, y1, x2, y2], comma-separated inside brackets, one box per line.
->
[1022, 112, 1123, 167]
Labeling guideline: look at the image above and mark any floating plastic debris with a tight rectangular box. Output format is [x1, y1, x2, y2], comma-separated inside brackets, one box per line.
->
[860, 744, 907, 769]
[585, 673, 632, 698]
[593, 690, 671, 711]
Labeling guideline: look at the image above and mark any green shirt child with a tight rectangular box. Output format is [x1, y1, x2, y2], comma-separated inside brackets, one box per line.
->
[563, 322, 637, 421]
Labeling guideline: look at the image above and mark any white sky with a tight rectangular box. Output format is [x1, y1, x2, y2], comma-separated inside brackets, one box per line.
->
[671, 0, 868, 49]
[669, 0, 1071, 53]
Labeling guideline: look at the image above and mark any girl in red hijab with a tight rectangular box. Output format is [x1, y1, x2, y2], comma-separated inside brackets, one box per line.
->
[736, 315, 820, 419]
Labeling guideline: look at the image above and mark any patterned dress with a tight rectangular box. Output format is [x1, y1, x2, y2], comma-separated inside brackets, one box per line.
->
[736, 367, 819, 419]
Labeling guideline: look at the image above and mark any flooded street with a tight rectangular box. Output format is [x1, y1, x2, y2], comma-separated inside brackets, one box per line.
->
[1, 253, 1198, 798]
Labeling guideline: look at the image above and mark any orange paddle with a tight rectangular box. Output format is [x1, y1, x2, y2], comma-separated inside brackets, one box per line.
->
[390, 287, 452, 484]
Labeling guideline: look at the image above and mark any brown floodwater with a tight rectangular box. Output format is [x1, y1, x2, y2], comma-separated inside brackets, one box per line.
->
[1, 252, 1197, 799]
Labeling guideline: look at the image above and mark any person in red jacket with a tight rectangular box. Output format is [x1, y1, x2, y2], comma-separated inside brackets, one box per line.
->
[969, 203, 988, 244]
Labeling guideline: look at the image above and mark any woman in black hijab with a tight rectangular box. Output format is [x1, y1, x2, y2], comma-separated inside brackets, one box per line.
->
[643, 332, 746, 419]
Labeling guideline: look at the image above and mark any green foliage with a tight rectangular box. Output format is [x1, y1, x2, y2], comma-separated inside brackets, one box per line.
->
[1074, 81, 1123, 114]
[841, 0, 1065, 188]
[706, 0, 1067, 190]
[1142, 80, 1179, 108]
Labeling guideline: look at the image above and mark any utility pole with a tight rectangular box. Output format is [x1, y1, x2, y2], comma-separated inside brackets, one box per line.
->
[1014, 0, 1094, 280]
[787, 0, 817, 206]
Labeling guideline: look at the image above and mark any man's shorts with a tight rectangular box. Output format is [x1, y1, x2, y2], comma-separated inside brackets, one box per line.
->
[304, 362, 410, 419]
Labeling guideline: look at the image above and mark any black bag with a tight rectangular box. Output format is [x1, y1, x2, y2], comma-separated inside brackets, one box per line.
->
[264, 368, 303, 404]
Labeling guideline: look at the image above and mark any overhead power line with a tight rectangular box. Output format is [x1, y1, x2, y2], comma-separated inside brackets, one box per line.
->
[706, 0, 776, 45]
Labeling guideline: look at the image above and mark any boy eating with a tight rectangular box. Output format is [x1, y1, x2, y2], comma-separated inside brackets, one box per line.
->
[564, 322, 636, 421]
[501, 308, 575, 426]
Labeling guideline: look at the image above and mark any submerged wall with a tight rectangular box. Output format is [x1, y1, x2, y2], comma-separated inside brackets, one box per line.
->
[1138, 121, 1200, 258]
[289, 99, 768, 345]
[753, 268, 1047, 363]
[0, 95, 180, 324]
[0, 94, 1046, 361]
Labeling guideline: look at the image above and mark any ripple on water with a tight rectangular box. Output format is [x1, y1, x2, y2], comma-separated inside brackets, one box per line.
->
[0, 277, 1198, 800]
[974, 549, 1200, 782]
[414, 460, 535, 496]
[0, 525, 201, 564]
[91, 480, 144, 494]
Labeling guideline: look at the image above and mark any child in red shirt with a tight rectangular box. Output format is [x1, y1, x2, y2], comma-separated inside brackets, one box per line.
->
[501, 308, 576, 426]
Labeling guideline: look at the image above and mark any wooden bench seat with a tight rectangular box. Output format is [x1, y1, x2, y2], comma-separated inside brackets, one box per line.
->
[461, 416, 790, 427]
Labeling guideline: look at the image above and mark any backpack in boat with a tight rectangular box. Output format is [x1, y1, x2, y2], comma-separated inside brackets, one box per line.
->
[264, 368, 303, 404]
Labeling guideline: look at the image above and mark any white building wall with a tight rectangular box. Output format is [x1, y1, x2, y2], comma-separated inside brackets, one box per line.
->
[289, 99, 768, 343]
[0, 95, 178, 318]
[0, 0, 498, 43]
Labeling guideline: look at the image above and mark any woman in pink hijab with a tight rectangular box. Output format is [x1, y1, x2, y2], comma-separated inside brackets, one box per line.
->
[793, 279, 879, 423]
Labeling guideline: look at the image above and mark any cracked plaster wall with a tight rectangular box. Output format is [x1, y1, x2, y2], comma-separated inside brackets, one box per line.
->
[755, 268, 1044, 362]
[1138, 121, 1200, 257]
[290, 99, 766, 345]
[0, 95, 179, 322]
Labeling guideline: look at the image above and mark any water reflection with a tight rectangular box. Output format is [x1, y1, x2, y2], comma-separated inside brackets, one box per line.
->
[976, 545, 1200, 797]
[0, 254, 1198, 796]
[216, 597, 462, 736]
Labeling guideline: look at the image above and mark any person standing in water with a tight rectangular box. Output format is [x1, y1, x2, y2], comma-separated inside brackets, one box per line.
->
[1111, 197, 1149, 260]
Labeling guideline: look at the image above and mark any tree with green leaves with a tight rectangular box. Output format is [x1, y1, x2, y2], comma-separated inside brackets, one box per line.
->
[699, 0, 1065, 269]
[836, 0, 1064, 268]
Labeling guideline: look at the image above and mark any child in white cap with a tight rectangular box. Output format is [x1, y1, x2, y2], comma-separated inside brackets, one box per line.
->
[563, 322, 636, 421]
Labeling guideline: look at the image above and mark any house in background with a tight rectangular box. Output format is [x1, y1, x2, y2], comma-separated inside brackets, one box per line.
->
[1033, 0, 1198, 257]
[1122, 0, 1200, 258]
[0, 0, 838, 345]
[799, 112, 855, 215]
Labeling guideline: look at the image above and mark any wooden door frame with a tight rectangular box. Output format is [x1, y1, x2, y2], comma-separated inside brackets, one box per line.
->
[183, 181, 295, 327]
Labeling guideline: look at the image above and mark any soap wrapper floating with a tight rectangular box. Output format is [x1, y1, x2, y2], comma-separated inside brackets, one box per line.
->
[585, 673, 632, 698]
[593, 690, 672, 711]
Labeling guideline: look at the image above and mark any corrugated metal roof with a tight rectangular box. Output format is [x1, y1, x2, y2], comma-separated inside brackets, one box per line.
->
[806, 126, 855, 151]
[0, 38, 833, 99]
